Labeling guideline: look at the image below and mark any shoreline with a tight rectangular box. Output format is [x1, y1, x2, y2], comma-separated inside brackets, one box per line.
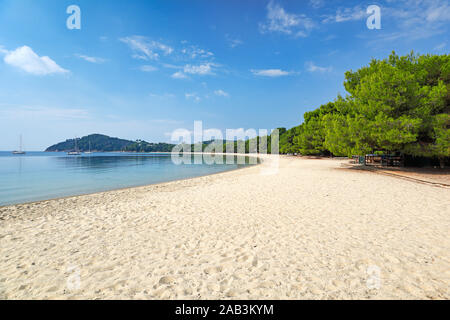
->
[1, 156, 448, 299]
[0, 152, 264, 209]
[5, 154, 447, 213]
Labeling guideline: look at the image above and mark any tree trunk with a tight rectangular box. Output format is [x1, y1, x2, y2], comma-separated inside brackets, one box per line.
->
[439, 158, 445, 169]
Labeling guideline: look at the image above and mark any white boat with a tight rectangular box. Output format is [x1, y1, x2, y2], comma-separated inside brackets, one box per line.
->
[84, 141, 93, 154]
[12, 135, 26, 155]
[68, 138, 82, 156]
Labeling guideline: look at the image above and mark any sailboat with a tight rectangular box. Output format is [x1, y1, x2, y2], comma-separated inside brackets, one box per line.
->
[84, 141, 93, 154]
[67, 138, 82, 155]
[12, 135, 26, 155]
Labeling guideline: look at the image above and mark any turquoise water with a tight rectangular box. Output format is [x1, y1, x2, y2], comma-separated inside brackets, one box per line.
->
[0, 152, 255, 206]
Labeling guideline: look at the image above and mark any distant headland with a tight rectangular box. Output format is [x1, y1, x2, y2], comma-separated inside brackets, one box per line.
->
[45, 134, 175, 152]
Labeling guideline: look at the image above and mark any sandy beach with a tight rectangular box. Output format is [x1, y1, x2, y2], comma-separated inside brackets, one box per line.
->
[0, 156, 449, 300]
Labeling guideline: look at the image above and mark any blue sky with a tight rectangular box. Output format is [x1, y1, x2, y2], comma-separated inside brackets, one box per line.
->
[0, 0, 448, 150]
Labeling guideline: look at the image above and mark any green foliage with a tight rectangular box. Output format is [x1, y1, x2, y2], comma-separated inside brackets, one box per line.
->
[323, 113, 357, 157]
[46, 134, 134, 152]
[124, 140, 175, 152]
[294, 102, 337, 155]
[278, 52, 450, 162]
[279, 126, 301, 154]
[46, 134, 176, 152]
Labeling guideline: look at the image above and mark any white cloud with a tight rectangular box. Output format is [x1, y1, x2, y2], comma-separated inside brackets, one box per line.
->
[326, 0, 449, 45]
[365, 0, 450, 44]
[163, 63, 182, 69]
[214, 89, 229, 97]
[251, 69, 291, 77]
[140, 65, 158, 72]
[119, 37, 220, 80]
[434, 42, 447, 50]
[75, 54, 106, 64]
[185, 93, 201, 102]
[0, 46, 8, 55]
[389, 0, 450, 28]
[120, 36, 173, 61]
[310, 0, 324, 9]
[225, 34, 243, 48]
[424, 1, 450, 22]
[149, 92, 175, 99]
[4, 46, 69, 75]
[171, 71, 188, 79]
[183, 63, 218, 76]
[181, 45, 214, 59]
[167, 63, 218, 78]
[259, 1, 315, 37]
[323, 34, 337, 41]
[322, 5, 366, 23]
[306, 61, 332, 73]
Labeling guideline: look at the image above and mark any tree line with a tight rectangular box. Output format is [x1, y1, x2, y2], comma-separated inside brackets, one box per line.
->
[277, 52, 449, 167]
[46, 134, 133, 152]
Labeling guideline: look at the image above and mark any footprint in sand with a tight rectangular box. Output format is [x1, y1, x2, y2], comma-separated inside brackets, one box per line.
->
[207, 283, 220, 292]
[204, 266, 223, 275]
[159, 276, 176, 285]
[237, 255, 249, 263]
[226, 289, 238, 297]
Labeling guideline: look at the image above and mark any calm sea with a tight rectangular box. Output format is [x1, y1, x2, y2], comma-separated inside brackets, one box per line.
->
[0, 152, 255, 206]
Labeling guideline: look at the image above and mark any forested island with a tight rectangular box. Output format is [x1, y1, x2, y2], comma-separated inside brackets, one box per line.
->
[45, 134, 175, 152]
[45, 135, 236, 153]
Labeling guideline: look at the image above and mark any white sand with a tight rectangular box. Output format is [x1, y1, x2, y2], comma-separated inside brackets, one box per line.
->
[0, 156, 449, 299]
